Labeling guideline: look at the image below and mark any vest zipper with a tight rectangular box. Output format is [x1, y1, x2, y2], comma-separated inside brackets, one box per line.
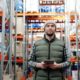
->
[48, 42, 50, 80]
[48, 42, 50, 59]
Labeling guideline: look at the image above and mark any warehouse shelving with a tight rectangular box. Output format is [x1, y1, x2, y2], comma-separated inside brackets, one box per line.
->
[0, 0, 27, 80]
[16, 12, 65, 16]
[0, 0, 80, 80]
[24, 1, 66, 79]
[65, 0, 80, 79]
[0, 0, 65, 80]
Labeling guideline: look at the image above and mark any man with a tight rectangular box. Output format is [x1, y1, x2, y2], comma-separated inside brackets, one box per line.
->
[29, 20, 71, 80]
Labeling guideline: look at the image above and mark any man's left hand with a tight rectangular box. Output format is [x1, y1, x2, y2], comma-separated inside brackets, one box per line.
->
[48, 62, 62, 69]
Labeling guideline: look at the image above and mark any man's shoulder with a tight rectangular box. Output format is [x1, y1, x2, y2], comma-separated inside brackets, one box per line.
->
[34, 38, 45, 46]
[55, 38, 65, 45]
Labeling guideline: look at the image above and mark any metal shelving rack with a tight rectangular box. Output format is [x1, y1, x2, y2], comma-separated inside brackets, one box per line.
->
[0, 0, 28, 80]
[65, 0, 80, 80]
[0, 0, 80, 80]
[0, 0, 5, 79]
[0, 0, 14, 79]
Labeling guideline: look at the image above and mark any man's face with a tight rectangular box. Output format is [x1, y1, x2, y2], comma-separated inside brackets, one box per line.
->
[44, 23, 56, 36]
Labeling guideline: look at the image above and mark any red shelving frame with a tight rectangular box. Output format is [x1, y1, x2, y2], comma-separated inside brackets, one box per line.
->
[0, 53, 23, 64]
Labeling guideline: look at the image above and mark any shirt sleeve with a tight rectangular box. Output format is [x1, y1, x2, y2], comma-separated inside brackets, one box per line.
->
[28, 44, 37, 67]
[61, 45, 71, 68]
[61, 45, 72, 77]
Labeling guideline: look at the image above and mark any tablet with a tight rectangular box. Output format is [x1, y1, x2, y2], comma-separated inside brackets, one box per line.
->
[44, 60, 54, 64]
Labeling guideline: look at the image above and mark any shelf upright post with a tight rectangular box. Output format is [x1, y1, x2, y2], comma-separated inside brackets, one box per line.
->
[14, 0, 17, 80]
[64, 0, 71, 56]
[74, 0, 80, 79]
[0, 0, 6, 80]
[64, 0, 72, 77]
[22, 0, 28, 78]
[8, 0, 14, 77]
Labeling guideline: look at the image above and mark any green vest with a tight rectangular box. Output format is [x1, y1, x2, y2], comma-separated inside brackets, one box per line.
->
[33, 37, 65, 80]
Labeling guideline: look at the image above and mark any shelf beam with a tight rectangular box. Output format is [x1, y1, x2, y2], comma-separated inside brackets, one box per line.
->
[16, 12, 65, 16]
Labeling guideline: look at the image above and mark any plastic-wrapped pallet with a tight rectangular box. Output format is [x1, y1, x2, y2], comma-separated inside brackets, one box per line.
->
[71, 62, 78, 80]
[3, 74, 12, 80]
[72, 70, 78, 80]
[16, 66, 23, 80]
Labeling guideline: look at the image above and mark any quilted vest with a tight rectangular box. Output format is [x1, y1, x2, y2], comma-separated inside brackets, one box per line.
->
[33, 37, 65, 80]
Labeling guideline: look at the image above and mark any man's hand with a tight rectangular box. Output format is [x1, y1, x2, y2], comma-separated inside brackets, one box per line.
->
[36, 62, 48, 69]
[48, 62, 62, 69]
[36, 62, 62, 69]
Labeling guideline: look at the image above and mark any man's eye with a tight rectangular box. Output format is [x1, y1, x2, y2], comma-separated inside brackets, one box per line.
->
[46, 25, 55, 27]
[51, 25, 54, 27]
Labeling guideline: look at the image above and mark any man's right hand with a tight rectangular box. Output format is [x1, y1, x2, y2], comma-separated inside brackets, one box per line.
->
[36, 62, 48, 69]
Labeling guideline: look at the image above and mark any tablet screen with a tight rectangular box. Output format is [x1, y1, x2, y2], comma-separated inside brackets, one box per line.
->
[44, 60, 54, 64]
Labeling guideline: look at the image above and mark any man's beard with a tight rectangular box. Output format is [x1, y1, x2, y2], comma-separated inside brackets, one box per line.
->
[46, 33, 54, 37]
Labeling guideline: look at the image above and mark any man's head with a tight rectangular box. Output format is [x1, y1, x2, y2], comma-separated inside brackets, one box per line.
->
[44, 20, 56, 37]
